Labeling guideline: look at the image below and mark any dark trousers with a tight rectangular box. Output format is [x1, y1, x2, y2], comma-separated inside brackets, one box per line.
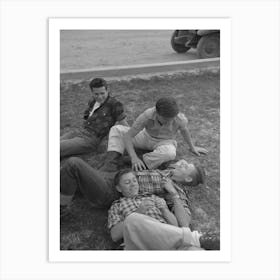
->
[60, 130, 101, 158]
[60, 157, 120, 208]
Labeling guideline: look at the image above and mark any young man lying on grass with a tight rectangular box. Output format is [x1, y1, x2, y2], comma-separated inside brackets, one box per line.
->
[108, 169, 219, 250]
[61, 152, 204, 230]
[60, 77, 128, 159]
[107, 96, 208, 171]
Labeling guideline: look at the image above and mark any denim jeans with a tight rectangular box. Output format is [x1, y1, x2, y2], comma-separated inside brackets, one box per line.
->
[60, 157, 120, 208]
[60, 129, 101, 158]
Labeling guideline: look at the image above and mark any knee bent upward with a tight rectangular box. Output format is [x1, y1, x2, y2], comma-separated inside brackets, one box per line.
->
[166, 150, 176, 160]
[124, 213, 143, 230]
[64, 156, 85, 169]
[109, 124, 127, 135]
[157, 149, 176, 162]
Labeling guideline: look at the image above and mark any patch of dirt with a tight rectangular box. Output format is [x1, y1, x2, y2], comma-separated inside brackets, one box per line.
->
[60, 30, 198, 71]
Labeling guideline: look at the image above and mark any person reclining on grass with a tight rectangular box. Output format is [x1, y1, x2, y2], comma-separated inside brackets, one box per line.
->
[108, 169, 219, 250]
[60, 153, 205, 230]
[60, 77, 128, 159]
[107, 96, 208, 171]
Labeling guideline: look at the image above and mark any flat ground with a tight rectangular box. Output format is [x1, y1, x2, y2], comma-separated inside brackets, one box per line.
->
[60, 30, 198, 71]
[60, 70, 220, 250]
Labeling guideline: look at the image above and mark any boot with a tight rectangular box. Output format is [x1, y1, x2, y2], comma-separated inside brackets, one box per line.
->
[199, 231, 220, 250]
[98, 151, 122, 172]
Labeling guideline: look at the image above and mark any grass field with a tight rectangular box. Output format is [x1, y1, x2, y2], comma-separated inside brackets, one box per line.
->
[60, 70, 220, 250]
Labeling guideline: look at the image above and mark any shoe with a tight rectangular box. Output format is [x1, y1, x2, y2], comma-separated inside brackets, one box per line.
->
[199, 231, 220, 250]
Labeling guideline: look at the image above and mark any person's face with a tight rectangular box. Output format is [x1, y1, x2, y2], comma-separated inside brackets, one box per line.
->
[116, 172, 139, 198]
[156, 113, 175, 125]
[169, 162, 196, 183]
[91, 86, 108, 104]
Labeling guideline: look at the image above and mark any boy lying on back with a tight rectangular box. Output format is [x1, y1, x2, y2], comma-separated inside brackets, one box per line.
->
[108, 169, 219, 250]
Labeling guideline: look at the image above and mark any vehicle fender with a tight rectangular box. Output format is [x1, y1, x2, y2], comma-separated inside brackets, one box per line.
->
[197, 30, 219, 36]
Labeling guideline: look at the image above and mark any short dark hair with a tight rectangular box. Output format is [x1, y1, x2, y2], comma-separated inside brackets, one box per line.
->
[114, 168, 134, 187]
[186, 165, 206, 187]
[89, 78, 108, 91]
[155, 97, 179, 118]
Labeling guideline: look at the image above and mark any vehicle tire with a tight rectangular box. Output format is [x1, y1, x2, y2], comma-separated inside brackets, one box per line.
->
[197, 33, 220, 58]
[170, 30, 191, 53]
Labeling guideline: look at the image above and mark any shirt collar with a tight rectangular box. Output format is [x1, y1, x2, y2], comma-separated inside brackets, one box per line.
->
[156, 169, 172, 178]
[92, 94, 111, 107]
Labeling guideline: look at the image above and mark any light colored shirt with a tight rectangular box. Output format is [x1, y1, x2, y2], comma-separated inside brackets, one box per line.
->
[132, 107, 188, 140]
[89, 101, 101, 117]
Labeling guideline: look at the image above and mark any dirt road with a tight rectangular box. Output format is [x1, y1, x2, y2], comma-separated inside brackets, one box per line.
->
[60, 30, 198, 72]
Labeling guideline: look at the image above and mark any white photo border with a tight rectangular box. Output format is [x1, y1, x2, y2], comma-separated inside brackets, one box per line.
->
[49, 18, 231, 262]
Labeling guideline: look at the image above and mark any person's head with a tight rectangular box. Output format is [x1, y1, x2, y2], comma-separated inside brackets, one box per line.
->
[114, 169, 139, 198]
[89, 78, 109, 104]
[155, 97, 179, 125]
[168, 159, 206, 187]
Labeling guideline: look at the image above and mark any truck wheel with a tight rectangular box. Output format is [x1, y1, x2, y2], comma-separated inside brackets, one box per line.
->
[197, 33, 220, 58]
[171, 30, 191, 53]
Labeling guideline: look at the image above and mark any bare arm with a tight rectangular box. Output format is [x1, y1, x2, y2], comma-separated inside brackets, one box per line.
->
[123, 127, 138, 159]
[154, 196, 178, 226]
[171, 195, 191, 227]
[180, 126, 208, 156]
[160, 207, 178, 226]
[162, 178, 190, 227]
[123, 128, 147, 171]
[180, 126, 196, 152]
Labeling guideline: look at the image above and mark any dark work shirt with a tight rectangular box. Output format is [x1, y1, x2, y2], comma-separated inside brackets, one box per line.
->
[83, 95, 126, 139]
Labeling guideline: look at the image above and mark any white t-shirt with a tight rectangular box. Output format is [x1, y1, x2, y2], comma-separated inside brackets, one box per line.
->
[89, 101, 101, 117]
[132, 107, 188, 140]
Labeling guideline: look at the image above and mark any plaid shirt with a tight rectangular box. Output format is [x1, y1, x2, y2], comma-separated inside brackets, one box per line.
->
[107, 169, 191, 230]
[83, 95, 126, 139]
[136, 170, 190, 213]
[108, 194, 167, 230]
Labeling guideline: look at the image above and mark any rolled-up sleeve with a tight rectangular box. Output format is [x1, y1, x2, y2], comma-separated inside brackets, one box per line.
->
[131, 110, 150, 132]
[177, 113, 189, 130]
